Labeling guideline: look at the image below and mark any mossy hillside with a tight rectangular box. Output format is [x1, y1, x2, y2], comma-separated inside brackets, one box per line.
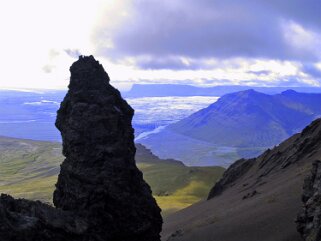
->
[0, 137, 225, 216]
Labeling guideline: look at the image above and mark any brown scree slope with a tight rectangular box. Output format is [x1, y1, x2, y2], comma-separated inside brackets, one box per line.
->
[162, 118, 321, 241]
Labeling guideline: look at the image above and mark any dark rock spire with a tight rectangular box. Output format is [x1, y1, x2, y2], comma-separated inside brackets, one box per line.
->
[0, 55, 162, 241]
[54, 55, 162, 240]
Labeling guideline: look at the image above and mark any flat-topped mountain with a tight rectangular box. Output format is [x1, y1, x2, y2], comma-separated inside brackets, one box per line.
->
[162, 118, 321, 241]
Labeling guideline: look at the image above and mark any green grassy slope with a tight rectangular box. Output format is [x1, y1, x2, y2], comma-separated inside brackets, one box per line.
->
[0, 137, 61, 202]
[0, 137, 224, 217]
[136, 144, 225, 216]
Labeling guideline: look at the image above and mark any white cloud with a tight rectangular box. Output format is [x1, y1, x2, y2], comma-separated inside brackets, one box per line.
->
[0, 1, 320, 90]
[0, 0, 108, 89]
[99, 57, 320, 87]
[283, 20, 321, 59]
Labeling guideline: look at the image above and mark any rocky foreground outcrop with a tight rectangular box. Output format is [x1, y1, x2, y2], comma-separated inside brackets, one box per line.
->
[0, 55, 162, 241]
[297, 160, 321, 241]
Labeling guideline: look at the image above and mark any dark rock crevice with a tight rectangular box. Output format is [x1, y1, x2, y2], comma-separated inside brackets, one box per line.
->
[0, 55, 162, 241]
[297, 160, 321, 241]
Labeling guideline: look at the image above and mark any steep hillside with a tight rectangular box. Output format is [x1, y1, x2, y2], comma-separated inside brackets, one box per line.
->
[0, 137, 224, 217]
[139, 90, 321, 166]
[162, 118, 321, 241]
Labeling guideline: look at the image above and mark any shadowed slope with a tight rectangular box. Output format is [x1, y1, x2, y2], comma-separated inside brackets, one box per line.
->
[162, 119, 321, 241]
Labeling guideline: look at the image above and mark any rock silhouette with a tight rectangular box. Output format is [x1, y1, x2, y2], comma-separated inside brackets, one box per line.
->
[0, 55, 162, 241]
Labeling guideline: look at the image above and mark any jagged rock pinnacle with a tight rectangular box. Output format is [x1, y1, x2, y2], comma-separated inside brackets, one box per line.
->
[68, 55, 110, 91]
[0, 55, 162, 241]
[54, 55, 162, 240]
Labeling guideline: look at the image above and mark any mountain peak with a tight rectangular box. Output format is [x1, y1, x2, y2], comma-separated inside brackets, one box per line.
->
[243, 89, 256, 93]
[238, 89, 265, 96]
[281, 89, 298, 95]
[68, 55, 110, 91]
[166, 89, 321, 160]
[228, 89, 267, 100]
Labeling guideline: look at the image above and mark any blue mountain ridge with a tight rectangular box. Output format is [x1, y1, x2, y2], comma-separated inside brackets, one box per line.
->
[138, 89, 321, 166]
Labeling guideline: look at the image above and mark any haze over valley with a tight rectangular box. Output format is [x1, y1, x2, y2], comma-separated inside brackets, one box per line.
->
[2, 86, 321, 167]
[0, 89, 217, 141]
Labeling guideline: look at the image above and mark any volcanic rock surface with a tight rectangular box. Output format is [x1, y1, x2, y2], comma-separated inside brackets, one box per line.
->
[0, 55, 162, 241]
[297, 160, 321, 241]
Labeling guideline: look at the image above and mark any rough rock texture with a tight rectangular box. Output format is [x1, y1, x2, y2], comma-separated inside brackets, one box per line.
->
[297, 160, 321, 241]
[0, 55, 162, 241]
[0, 194, 86, 241]
[54, 55, 162, 240]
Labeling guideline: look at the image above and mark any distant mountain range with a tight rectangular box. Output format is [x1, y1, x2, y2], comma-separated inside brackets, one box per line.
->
[123, 84, 321, 97]
[138, 90, 321, 166]
[170, 89, 321, 147]
[0, 90, 214, 141]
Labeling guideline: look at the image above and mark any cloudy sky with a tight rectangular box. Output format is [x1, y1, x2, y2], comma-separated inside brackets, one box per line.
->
[0, 0, 321, 90]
